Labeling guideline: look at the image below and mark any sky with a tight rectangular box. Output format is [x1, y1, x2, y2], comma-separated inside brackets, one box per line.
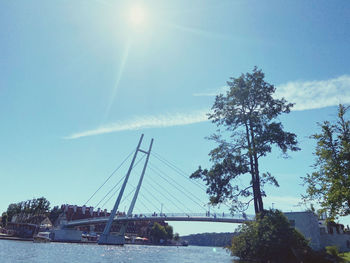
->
[1, 0, 350, 235]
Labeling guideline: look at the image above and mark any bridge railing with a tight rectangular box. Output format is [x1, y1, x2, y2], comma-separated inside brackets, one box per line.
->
[65, 212, 254, 226]
[121, 212, 254, 220]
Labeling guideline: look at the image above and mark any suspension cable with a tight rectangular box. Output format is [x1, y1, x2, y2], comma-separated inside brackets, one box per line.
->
[149, 163, 207, 208]
[97, 175, 125, 208]
[152, 151, 233, 210]
[84, 148, 135, 205]
[151, 152, 207, 191]
[96, 153, 146, 208]
[120, 182, 159, 212]
[134, 195, 153, 214]
[143, 175, 193, 214]
[134, 184, 161, 208]
[148, 165, 206, 211]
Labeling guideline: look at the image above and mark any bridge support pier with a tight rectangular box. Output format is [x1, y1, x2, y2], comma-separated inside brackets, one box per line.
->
[98, 233, 125, 245]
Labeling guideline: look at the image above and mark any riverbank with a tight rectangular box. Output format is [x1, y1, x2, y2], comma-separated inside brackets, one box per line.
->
[0, 234, 32, 242]
[0, 234, 187, 246]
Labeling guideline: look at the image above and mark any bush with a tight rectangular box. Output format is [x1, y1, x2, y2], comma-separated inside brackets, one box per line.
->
[230, 209, 310, 263]
[326, 246, 339, 257]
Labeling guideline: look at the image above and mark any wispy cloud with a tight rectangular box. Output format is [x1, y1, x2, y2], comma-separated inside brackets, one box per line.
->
[193, 86, 229, 97]
[193, 75, 350, 111]
[66, 75, 350, 139]
[64, 110, 208, 139]
[166, 23, 233, 41]
[274, 75, 350, 111]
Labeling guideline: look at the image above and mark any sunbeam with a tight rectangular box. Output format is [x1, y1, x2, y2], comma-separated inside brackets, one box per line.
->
[102, 37, 132, 123]
[165, 23, 233, 40]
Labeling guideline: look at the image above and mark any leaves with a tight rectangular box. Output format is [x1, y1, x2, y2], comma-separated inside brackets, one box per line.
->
[6, 197, 51, 222]
[303, 104, 350, 220]
[191, 67, 299, 214]
[230, 210, 310, 262]
[150, 222, 173, 243]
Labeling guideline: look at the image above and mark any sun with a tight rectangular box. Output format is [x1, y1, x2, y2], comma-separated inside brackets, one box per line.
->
[129, 5, 146, 26]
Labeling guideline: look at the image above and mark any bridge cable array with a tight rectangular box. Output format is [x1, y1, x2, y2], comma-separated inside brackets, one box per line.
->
[142, 176, 191, 214]
[83, 148, 135, 206]
[82, 146, 233, 217]
[149, 151, 232, 212]
[121, 182, 154, 213]
[151, 152, 207, 191]
[96, 153, 147, 208]
[148, 164, 206, 211]
[152, 152, 235, 209]
[97, 174, 126, 208]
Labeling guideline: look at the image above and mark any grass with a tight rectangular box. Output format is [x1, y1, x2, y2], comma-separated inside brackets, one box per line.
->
[340, 252, 350, 262]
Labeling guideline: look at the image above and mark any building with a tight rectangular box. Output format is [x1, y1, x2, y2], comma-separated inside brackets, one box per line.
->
[57, 204, 168, 239]
[6, 214, 53, 238]
[285, 211, 350, 252]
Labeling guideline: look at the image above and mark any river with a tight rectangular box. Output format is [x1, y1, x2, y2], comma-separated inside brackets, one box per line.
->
[0, 240, 239, 262]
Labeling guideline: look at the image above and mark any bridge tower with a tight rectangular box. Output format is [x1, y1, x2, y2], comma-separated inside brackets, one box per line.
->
[98, 134, 153, 245]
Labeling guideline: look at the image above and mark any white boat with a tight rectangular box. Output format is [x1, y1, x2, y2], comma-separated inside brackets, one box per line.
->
[33, 232, 51, 243]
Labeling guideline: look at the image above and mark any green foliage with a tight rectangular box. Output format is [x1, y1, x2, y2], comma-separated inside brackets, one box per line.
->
[340, 251, 350, 262]
[303, 105, 350, 220]
[181, 232, 235, 247]
[48, 206, 63, 225]
[174, 232, 180, 241]
[191, 67, 299, 214]
[326, 246, 340, 257]
[6, 197, 51, 222]
[230, 210, 309, 262]
[1, 212, 8, 227]
[150, 222, 169, 243]
[164, 225, 173, 240]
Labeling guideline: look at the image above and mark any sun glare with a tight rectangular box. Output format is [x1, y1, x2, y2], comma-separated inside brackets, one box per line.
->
[129, 5, 146, 26]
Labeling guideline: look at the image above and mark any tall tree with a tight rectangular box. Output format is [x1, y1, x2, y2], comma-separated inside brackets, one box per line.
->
[1, 212, 8, 227]
[303, 104, 350, 220]
[150, 222, 168, 243]
[165, 225, 174, 240]
[6, 197, 51, 222]
[6, 203, 22, 222]
[191, 67, 299, 214]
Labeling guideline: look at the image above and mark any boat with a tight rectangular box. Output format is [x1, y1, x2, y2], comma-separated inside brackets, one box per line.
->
[33, 232, 51, 243]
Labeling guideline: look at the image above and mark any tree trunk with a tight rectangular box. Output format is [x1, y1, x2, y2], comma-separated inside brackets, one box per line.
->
[244, 121, 260, 214]
[249, 121, 264, 213]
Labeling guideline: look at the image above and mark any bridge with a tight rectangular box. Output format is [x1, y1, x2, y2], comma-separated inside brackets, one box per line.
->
[57, 134, 253, 245]
[64, 213, 252, 228]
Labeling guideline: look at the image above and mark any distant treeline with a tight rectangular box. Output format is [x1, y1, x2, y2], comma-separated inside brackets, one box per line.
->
[180, 232, 237, 247]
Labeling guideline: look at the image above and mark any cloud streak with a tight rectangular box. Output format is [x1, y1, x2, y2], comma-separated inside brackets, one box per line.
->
[193, 86, 229, 97]
[274, 75, 350, 111]
[64, 110, 208, 139]
[194, 75, 350, 111]
[66, 75, 350, 139]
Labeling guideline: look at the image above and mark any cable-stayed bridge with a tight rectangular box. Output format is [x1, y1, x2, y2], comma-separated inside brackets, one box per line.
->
[57, 134, 253, 245]
[64, 213, 252, 228]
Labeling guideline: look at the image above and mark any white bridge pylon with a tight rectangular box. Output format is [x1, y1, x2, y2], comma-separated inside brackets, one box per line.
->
[98, 134, 153, 245]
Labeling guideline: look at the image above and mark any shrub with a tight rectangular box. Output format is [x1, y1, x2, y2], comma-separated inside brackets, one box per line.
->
[325, 246, 339, 257]
[230, 209, 310, 262]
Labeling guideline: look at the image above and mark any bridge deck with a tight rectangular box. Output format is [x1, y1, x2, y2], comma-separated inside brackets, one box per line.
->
[64, 214, 252, 228]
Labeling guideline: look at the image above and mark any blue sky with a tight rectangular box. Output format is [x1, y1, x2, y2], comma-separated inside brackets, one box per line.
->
[1, 0, 350, 235]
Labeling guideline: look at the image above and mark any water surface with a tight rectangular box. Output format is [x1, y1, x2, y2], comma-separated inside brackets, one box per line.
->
[0, 240, 236, 263]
